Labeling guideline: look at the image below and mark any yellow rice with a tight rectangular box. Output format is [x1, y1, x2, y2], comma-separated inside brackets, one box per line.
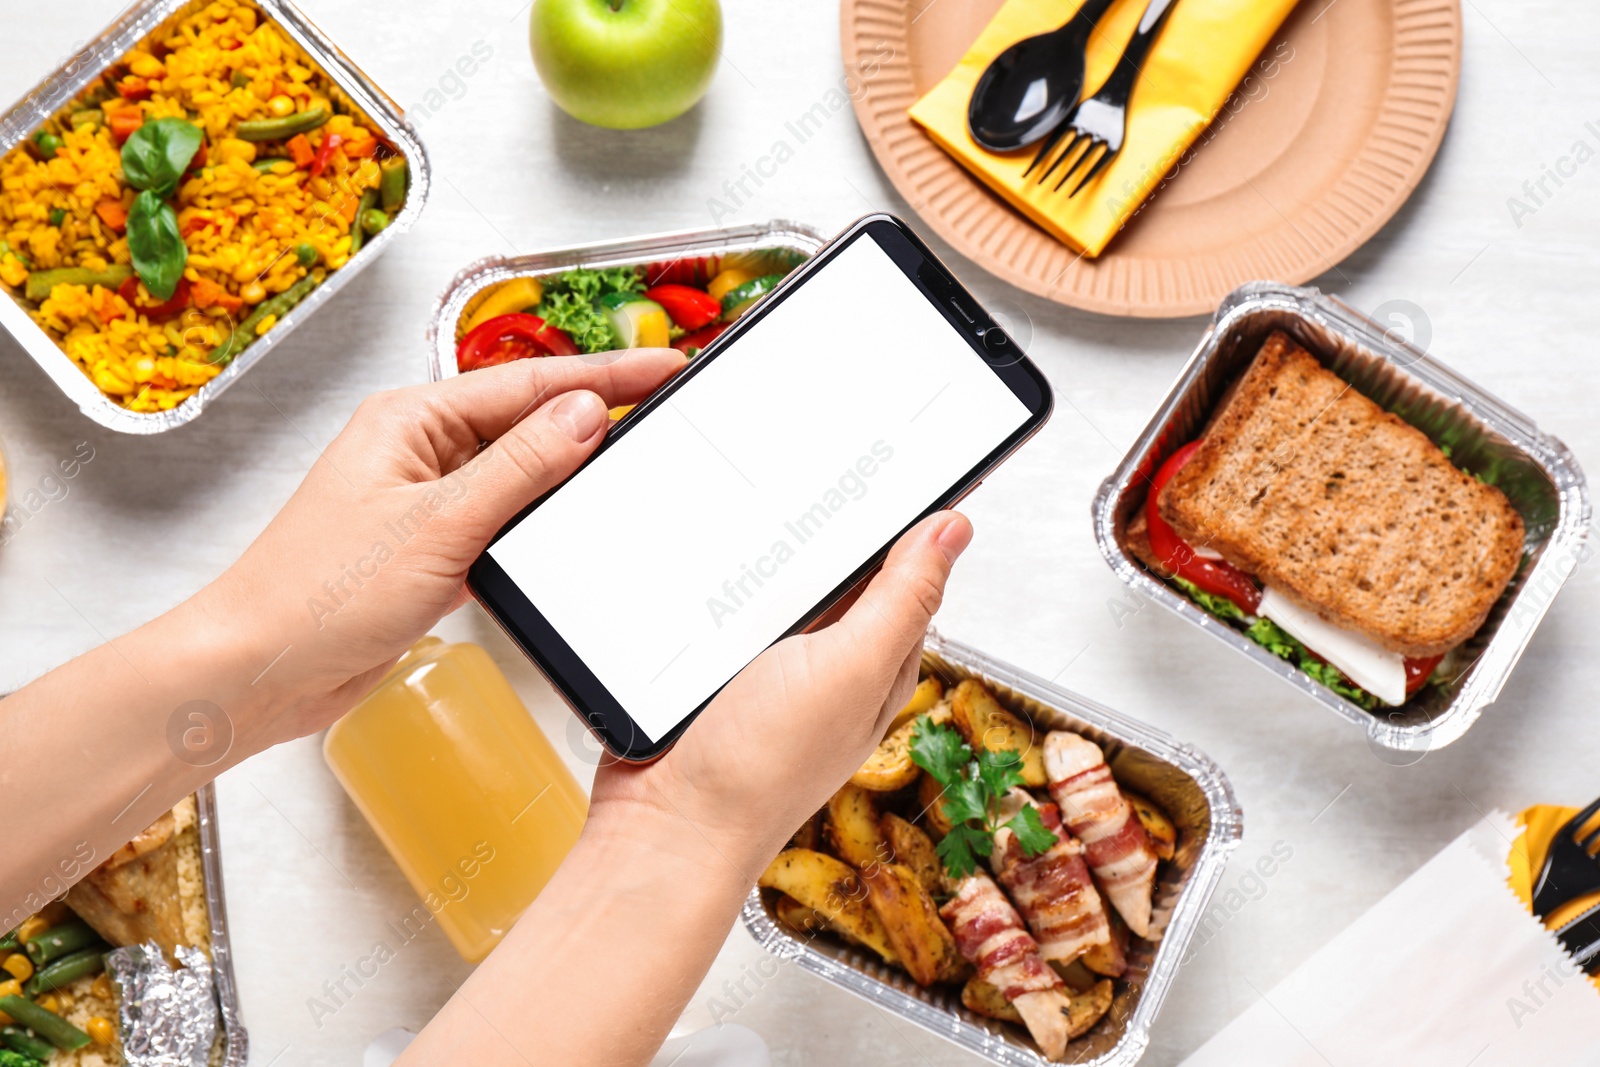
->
[0, 0, 393, 413]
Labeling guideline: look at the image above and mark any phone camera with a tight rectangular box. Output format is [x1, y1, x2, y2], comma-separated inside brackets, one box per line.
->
[982, 327, 1018, 366]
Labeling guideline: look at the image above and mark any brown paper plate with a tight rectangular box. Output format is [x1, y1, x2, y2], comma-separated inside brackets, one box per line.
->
[841, 0, 1462, 318]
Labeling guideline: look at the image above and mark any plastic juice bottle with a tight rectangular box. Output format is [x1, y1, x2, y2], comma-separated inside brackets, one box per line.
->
[324, 637, 587, 962]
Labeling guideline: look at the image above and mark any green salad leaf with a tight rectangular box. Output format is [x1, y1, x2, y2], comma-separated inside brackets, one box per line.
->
[532, 267, 646, 354]
[126, 189, 185, 300]
[1172, 577, 1248, 622]
[119, 118, 202, 299]
[1244, 618, 1381, 710]
[121, 117, 203, 198]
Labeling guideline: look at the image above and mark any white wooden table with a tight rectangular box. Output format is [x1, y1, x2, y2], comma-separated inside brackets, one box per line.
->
[3, 1, 1597, 1062]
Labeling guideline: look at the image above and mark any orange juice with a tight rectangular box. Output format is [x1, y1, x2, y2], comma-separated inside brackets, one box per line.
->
[324, 637, 587, 962]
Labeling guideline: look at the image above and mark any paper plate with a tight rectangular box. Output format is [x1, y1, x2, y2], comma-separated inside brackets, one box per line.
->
[840, 0, 1462, 318]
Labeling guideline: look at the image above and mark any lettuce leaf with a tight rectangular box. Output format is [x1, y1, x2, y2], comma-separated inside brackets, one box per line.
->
[532, 267, 646, 354]
[1172, 577, 1248, 622]
[1244, 618, 1381, 710]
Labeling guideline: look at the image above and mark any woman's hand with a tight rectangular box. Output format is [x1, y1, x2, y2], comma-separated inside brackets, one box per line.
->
[209, 349, 686, 749]
[588, 510, 972, 874]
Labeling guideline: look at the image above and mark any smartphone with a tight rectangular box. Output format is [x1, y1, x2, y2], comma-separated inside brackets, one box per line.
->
[468, 214, 1053, 761]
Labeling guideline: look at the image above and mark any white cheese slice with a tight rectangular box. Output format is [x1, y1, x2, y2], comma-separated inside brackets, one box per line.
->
[1258, 587, 1407, 706]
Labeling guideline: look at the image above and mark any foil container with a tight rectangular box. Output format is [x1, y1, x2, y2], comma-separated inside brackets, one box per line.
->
[0, 0, 431, 434]
[425, 220, 826, 382]
[103, 786, 249, 1064]
[742, 628, 1243, 1067]
[107, 942, 217, 1066]
[1092, 282, 1591, 751]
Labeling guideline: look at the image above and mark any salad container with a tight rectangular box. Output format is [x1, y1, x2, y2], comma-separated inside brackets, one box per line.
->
[426, 220, 826, 382]
[1092, 282, 1591, 752]
[742, 629, 1243, 1067]
[0, 0, 430, 435]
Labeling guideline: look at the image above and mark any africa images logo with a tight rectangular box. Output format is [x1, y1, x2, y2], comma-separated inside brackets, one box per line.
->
[704, 440, 894, 629]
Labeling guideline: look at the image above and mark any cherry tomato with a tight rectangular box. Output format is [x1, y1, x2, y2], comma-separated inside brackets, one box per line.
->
[1144, 440, 1262, 614]
[456, 313, 578, 372]
[672, 322, 727, 357]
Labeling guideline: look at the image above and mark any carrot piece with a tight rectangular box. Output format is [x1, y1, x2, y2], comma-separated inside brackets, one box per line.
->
[191, 276, 243, 312]
[342, 135, 377, 159]
[95, 199, 128, 232]
[286, 133, 315, 168]
[108, 108, 144, 144]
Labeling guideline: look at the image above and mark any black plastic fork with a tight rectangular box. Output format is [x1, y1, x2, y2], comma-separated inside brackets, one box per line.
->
[1531, 795, 1600, 919]
[1024, 0, 1181, 197]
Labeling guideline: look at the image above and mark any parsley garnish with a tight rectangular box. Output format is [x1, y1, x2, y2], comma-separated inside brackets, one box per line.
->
[910, 718, 1057, 879]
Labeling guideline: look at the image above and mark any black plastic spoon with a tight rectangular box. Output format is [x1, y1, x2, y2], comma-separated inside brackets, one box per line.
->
[966, 0, 1119, 153]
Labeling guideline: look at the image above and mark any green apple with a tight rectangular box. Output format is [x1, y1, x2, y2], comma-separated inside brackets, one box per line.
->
[531, 0, 722, 130]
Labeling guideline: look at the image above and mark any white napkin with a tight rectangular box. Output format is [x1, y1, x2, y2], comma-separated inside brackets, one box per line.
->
[1181, 813, 1600, 1067]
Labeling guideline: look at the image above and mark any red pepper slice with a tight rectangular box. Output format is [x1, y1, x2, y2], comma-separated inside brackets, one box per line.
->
[644, 258, 707, 287]
[118, 276, 190, 321]
[1404, 654, 1443, 696]
[1145, 441, 1262, 614]
[310, 133, 342, 179]
[672, 322, 727, 357]
[119, 75, 153, 101]
[645, 284, 720, 331]
[456, 313, 579, 372]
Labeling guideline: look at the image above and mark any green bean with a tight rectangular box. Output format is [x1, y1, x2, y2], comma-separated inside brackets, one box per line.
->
[23, 918, 97, 966]
[378, 155, 407, 214]
[69, 108, 103, 131]
[359, 207, 389, 237]
[24, 944, 107, 997]
[32, 132, 61, 161]
[0, 1025, 54, 1061]
[236, 105, 328, 142]
[209, 271, 320, 365]
[252, 156, 293, 173]
[346, 190, 377, 257]
[24, 264, 134, 302]
[295, 243, 318, 268]
[0, 930, 16, 953]
[0, 997, 89, 1051]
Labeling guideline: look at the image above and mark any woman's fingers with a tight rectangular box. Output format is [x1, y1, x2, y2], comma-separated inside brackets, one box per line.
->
[429, 349, 685, 445]
[813, 512, 971, 693]
[448, 388, 611, 537]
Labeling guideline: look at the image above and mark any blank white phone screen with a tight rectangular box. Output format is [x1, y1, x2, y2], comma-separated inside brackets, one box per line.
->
[488, 236, 1031, 742]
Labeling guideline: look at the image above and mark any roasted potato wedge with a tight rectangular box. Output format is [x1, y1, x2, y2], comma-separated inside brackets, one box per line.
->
[885, 676, 944, 734]
[851, 701, 953, 792]
[961, 976, 1021, 1023]
[880, 812, 942, 897]
[1051, 957, 1100, 993]
[1126, 791, 1177, 861]
[860, 862, 964, 986]
[759, 849, 898, 965]
[774, 894, 831, 937]
[951, 680, 1046, 787]
[826, 783, 888, 870]
[1081, 909, 1128, 978]
[917, 771, 954, 838]
[1065, 978, 1115, 1039]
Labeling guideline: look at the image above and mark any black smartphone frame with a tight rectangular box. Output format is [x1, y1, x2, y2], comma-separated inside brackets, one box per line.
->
[468, 213, 1053, 761]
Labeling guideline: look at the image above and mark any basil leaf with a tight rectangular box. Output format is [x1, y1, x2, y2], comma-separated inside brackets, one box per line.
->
[121, 117, 202, 198]
[127, 190, 186, 300]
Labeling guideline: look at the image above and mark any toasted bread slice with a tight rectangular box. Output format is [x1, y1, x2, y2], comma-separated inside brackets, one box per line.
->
[1157, 331, 1524, 657]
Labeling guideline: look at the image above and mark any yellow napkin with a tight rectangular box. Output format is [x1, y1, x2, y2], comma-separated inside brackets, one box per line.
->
[908, 0, 1299, 257]
[1508, 804, 1600, 992]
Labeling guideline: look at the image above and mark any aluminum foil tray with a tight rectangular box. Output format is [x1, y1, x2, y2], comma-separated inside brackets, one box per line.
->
[1092, 282, 1590, 751]
[426, 220, 826, 382]
[197, 783, 249, 1064]
[0, 0, 430, 434]
[742, 629, 1243, 1066]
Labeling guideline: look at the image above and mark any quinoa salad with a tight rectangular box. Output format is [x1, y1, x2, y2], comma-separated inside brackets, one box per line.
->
[0, 0, 409, 414]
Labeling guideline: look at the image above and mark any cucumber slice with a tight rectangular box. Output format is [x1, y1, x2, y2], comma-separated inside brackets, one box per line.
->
[599, 291, 670, 348]
[719, 274, 784, 321]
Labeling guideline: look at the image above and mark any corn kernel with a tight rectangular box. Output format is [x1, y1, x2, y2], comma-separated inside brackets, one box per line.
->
[267, 94, 294, 117]
[92, 973, 114, 999]
[130, 54, 165, 78]
[254, 313, 277, 336]
[87, 1016, 116, 1046]
[0, 979, 21, 998]
[2, 953, 33, 981]
[239, 281, 265, 304]
[36, 993, 60, 1014]
[16, 916, 50, 943]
